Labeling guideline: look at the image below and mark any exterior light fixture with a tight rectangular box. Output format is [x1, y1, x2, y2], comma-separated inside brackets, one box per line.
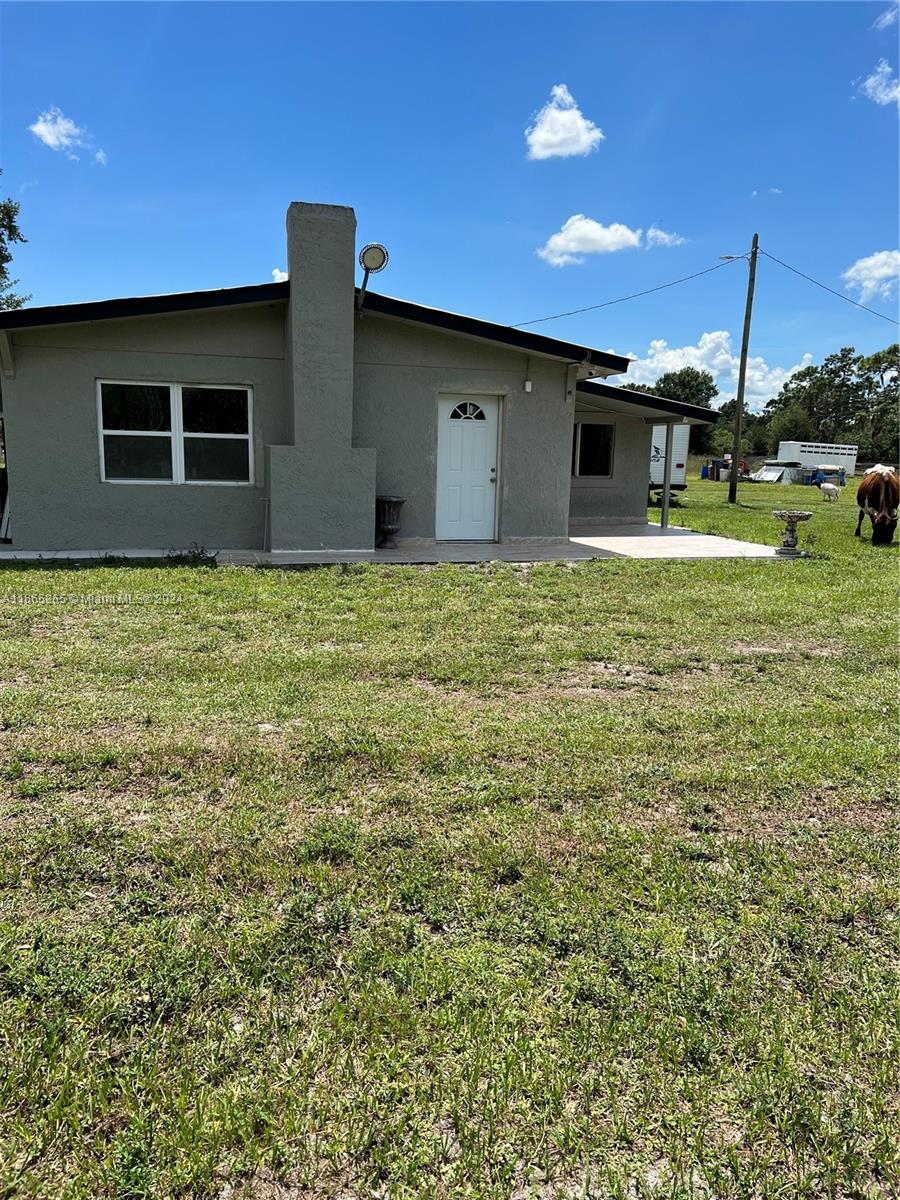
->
[359, 244, 389, 273]
[357, 243, 390, 311]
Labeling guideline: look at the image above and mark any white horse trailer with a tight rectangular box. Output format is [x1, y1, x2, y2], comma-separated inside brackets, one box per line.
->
[777, 441, 858, 476]
[650, 424, 690, 491]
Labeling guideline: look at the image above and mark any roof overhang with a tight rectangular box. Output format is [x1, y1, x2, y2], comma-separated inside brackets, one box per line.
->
[576, 379, 718, 425]
[0, 281, 631, 377]
[0, 282, 289, 332]
[356, 291, 630, 375]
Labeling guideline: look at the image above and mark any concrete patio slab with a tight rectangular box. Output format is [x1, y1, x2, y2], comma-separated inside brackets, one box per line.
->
[569, 524, 778, 560]
[0, 525, 778, 565]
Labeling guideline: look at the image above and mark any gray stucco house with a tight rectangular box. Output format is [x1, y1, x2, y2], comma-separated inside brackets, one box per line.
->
[0, 202, 713, 555]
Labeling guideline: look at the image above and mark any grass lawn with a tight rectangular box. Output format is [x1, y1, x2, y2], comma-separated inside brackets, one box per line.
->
[0, 482, 897, 1199]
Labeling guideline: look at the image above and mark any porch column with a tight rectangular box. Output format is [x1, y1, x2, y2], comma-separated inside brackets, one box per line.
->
[660, 423, 675, 529]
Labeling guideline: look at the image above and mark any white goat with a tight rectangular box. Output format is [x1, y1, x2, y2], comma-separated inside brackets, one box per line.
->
[820, 482, 840, 501]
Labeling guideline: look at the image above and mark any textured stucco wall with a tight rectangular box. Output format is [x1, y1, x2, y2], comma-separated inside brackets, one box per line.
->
[568, 407, 652, 524]
[352, 315, 575, 541]
[2, 304, 286, 551]
[267, 443, 377, 551]
[272, 203, 376, 550]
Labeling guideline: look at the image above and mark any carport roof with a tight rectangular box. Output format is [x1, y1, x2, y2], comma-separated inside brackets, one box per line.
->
[576, 379, 718, 424]
[0, 281, 631, 375]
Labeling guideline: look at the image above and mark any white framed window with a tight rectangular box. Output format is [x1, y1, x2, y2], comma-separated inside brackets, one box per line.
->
[572, 421, 614, 478]
[97, 381, 253, 485]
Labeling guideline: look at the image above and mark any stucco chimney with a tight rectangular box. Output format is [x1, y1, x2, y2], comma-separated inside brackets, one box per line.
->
[285, 202, 356, 444]
[266, 202, 376, 550]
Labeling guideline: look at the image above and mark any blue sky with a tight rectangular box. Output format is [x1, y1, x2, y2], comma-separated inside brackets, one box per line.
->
[2, 1, 898, 409]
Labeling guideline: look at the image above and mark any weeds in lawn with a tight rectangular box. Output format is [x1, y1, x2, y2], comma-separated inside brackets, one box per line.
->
[0, 484, 896, 1198]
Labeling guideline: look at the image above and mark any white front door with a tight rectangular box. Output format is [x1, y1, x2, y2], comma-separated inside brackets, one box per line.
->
[435, 395, 499, 540]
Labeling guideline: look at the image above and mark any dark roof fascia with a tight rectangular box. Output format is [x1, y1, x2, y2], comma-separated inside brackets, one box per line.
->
[0, 279, 632, 375]
[0, 282, 290, 331]
[577, 379, 718, 424]
[358, 290, 631, 373]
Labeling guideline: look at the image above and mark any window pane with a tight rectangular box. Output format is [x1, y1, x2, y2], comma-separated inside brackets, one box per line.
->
[103, 435, 173, 480]
[450, 402, 485, 421]
[183, 437, 250, 482]
[577, 424, 613, 476]
[182, 387, 249, 434]
[101, 383, 171, 431]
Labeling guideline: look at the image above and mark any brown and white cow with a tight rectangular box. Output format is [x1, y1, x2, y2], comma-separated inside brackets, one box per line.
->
[855, 466, 899, 545]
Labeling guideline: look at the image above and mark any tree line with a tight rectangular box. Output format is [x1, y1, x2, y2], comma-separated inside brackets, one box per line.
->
[624, 352, 899, 464]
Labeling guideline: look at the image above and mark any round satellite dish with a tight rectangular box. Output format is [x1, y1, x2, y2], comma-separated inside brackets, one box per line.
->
[359, 243, 389, 273]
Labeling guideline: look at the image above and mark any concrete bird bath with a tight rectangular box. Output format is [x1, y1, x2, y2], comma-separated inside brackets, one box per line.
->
[772, 510, 812, 557]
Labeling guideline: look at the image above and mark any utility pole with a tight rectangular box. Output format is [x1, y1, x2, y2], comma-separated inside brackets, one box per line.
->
[728, 232, 759, 505]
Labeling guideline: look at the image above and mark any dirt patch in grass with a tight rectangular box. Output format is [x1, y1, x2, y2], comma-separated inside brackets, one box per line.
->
[608, 781, 898, 841]
[0, 674, 30, 690]
[410, 677, 497, 706]
[731, 640, 842, 658]
[216, 1172, 334, 1199]
[562, 660, 657, 687]
[490, 661, 666, 702]
[738, 788, 899, 837]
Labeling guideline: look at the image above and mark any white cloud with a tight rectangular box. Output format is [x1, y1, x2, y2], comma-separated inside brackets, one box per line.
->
[859, 59, 900, 106]
[537, 214, 641, 266]
[271, 268, 288, 282]
[610, 330, 813, 413]
[525, 84, 604, 160]
[28, 107, 87, 158]
[769, 186, 782, 194]
[646, 225, 685, 248]
[873, 4, 898, 30]
[537, 215, 686, 264]
[842, 250, 900, 303]
[28, 106, 106, 163]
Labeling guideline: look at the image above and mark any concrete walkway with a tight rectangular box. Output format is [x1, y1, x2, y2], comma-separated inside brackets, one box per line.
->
[0, 525, 778, 565]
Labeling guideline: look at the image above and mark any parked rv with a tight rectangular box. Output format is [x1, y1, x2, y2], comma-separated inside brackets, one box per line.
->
[650, 424, 690, 492]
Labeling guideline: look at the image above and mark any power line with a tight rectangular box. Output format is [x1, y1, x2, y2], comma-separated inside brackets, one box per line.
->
[758, 249, 899, 327]
[511, 256, 748, 328]
[512, 245, 900, 331]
